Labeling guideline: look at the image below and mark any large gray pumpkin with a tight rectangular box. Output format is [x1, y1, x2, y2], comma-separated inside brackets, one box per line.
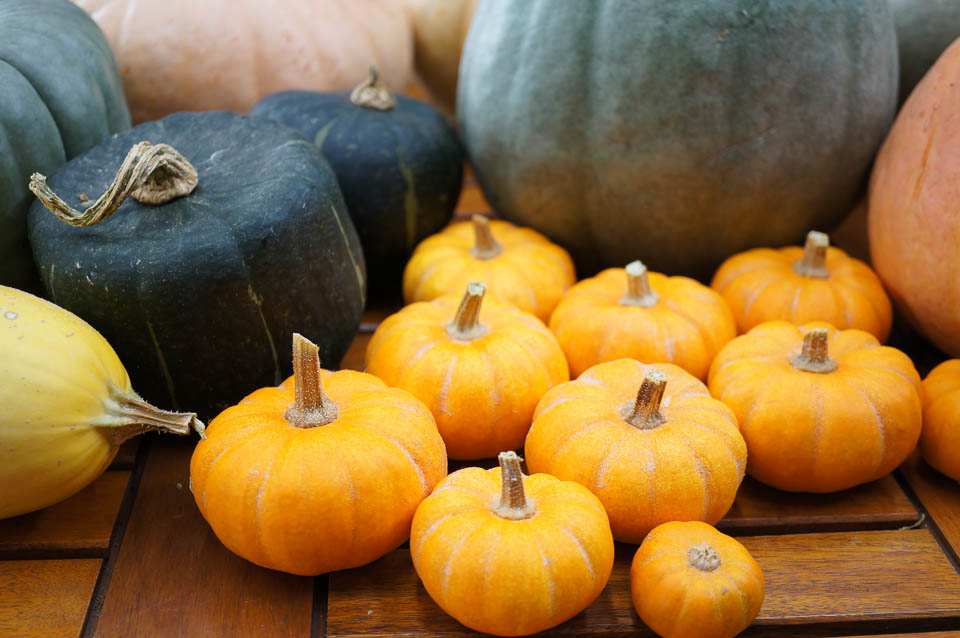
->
[458, 0, 898, 276]
[890, 0, 960, 104]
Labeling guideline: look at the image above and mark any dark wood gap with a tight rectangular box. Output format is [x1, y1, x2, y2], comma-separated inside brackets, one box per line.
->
[894, 467, 960, 575]
[312, 574, 329, 638]
[741, 616, 960, 637]
[718, 517, 925, 537]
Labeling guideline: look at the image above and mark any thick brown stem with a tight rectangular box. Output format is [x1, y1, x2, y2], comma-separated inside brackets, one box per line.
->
[285, 333, 338, 428]
[470, 214, 503, 259]
[29, 142, 198, 227]
[622, 369, 668, 429]
[493, 451, 534, 520]
[688, 544, 722, 572]
[350, 65, 396, 111]
[96, 383, 205, 445]
[446, 282, 490, 341]
[793, 231, 830, 278]
[620, 261, 659, 307]
[789, 328, 838, 373]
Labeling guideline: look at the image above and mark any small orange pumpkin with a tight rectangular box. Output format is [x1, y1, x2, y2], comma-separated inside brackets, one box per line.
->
[366, 282, 568, 460]
[411, 451, 614, 636]
[631, 521, 765, 638]
[402, 214, 576, 322]
[708, 321, 922, 493]
[525, 359, 746, 544]
[548, 261, 737, 379]
[190, 334, 447, 576]
[921, 359, 960, 481]
[711, 230, 892, 340]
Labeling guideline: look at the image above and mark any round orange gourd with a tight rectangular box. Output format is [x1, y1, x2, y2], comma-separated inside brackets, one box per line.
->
[631, 521, 764, 638]
[711, 230, 892, 340]
[402, 215, 576, 322]
[708, 321, 922, 493]
[921, 359, 960, 481]
[190, 334, 447, 576]
[366, 282, 568, 460]
[525, 359, 746, 544]
[411, 451, 614, 636]
[548, 261, 737, 379]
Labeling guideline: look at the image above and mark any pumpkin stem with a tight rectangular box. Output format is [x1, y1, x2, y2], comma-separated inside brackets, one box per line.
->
[688, 544, 722, 572]
[350, 65, 397, 111]
[446, 282, 490, 341]
[789, 328, 838, 374]
[285, 333, 339, 428]
[29, 141, 198, 227]
[96, 383, 205, 445]
[623, 369, 667, 429]
[620, 261, 660, 307]
[493, 451, 535, 520]
[470, 214, 503, 259]
[793, 231, 830, 279]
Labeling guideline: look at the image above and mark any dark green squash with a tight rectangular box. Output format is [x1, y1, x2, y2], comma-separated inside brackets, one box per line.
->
[0, 0, 130, 292]
[890, 0, 960, 104]
[458, 0, 898, 277]
[28, 111, 365, 419]
[250, 70, 462, 297]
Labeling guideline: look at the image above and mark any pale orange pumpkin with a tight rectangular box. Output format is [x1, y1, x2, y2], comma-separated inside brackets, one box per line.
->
[549, 261, 737, 379]
[921, 359, 960, 481]
[525, 359, 746, 544]
[75, 0, 413, 123]
[411, 451, 614, 636]
[711, 230, 892, 340]
[708, 321, 922, 493]
[631, 521, 765, 638]
[402, 215, 576, 322]
[190, 334, 446, 576]
[366, 282, 568, 460]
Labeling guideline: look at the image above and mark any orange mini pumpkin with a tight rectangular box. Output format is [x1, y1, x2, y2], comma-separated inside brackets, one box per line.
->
[708, 321, 922, 493]
[921, 359, 960, 481]
[411, 451, 614, 636]
[548, 261, 737, 379]
[631, 521, 765, 638]
[525, 359, 746, 544]
[190, 334, 447, 576]
[711, 230, 892, 341]
[402, 214, 576, 322]
[366, 282, 568, 459]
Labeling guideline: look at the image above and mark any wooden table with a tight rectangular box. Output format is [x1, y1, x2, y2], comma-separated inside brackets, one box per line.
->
[4, 178, 960, 638]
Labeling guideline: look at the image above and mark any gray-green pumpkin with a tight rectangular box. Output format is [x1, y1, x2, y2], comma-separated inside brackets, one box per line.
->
[0, 0, 130, 292]
[458, 0, 898, 276]
[890, 0, 960, 104]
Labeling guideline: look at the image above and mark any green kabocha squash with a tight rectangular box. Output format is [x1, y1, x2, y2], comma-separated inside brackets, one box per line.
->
[28, 111, 365, 419]
[458, 0, 898, 276]
[890, 0, 960, 104]
[0, 0, 130, 292]
[250, 70, 462, 297]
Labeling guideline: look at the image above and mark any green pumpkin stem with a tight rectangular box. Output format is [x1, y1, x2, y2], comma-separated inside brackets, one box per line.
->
[493, 451, 535, 520]
[623, 369, 667, 429]
[688, 544, 722, 572]
[97, 383, 205, 445]
[446, 282, 490, 341]
[29, 141, 198, 227]
[470, 214, 503, 259]
[789, 328, 838, 374]
[285, 333, 339, 428]
[620, 261, 659, 307]
[350, 65, 396, 111]
[793, 231, 830, 278]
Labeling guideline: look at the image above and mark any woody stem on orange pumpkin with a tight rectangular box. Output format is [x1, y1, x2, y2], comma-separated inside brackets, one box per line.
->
[620, 260, 659, 307]
[470, 214, 503, 259]
[493, 451, 535, 520]
[446, 282, 490, 341]
[793, 230, 830, 278]
[623, 369, 667, 429]
[285, 333, 339, 427]
[789, 328, 838, 374]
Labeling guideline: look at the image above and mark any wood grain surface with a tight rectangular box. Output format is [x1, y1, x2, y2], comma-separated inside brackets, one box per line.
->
[0, 559, 101, 638]
[900, 452, 960, 563]
[108, 441, 139, 471]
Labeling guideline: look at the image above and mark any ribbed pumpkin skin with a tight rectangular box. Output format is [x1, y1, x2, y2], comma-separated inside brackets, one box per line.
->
[0, 0, 129, 291]
[458, 0, 897, 276]
[403, 219, 576, 322]
[631, 521, 764, 638]
[549, 267, 736, 379]
[410, 466, 614, 636]
[365, 292, 568, 459]
[921, 360, 960, 481]
[708, 321, 922, 493]
[190, 369, 447, 576]
[526, 360, 746, 544]
[711, 244, 892, 340]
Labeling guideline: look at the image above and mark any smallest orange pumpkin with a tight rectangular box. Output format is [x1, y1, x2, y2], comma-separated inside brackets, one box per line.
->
[921, 359, 960, 481]
[631, 521, 764, 638]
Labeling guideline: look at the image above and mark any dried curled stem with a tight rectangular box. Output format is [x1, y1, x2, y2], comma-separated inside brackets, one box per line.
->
[350, 66, 396, 111]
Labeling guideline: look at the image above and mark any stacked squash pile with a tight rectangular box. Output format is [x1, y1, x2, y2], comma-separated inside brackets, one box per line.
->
[5, 1, 960, 637]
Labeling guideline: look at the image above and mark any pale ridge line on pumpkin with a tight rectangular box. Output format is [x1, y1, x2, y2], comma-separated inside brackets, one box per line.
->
[550, 521, 595, 580]
[248, 284, 281, 385]
[686, 445, 713, 522]
[411, 510, 461, 564]
[437, 354, 458, 416]
[849, 382, 889, 474]
[504, 332, 553, 386]
[684, 420, 745, 478]
[372, 432, 429, 495]
[592, 433, 629, 491]
[533, 531, 558, 618]
[253, 458, 276, 567]
[330, 204, 365, 291]
[439, 525, 486, 607]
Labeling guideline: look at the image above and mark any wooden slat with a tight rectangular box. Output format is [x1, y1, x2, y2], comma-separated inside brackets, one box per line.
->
[340, 332, 372, 373]
[108, 441, 139, 471]
[900, 453, 960, 562]
[0, 559, 101, 638]
[0, 471, 129, 558]
[92, 440, 314, 638]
